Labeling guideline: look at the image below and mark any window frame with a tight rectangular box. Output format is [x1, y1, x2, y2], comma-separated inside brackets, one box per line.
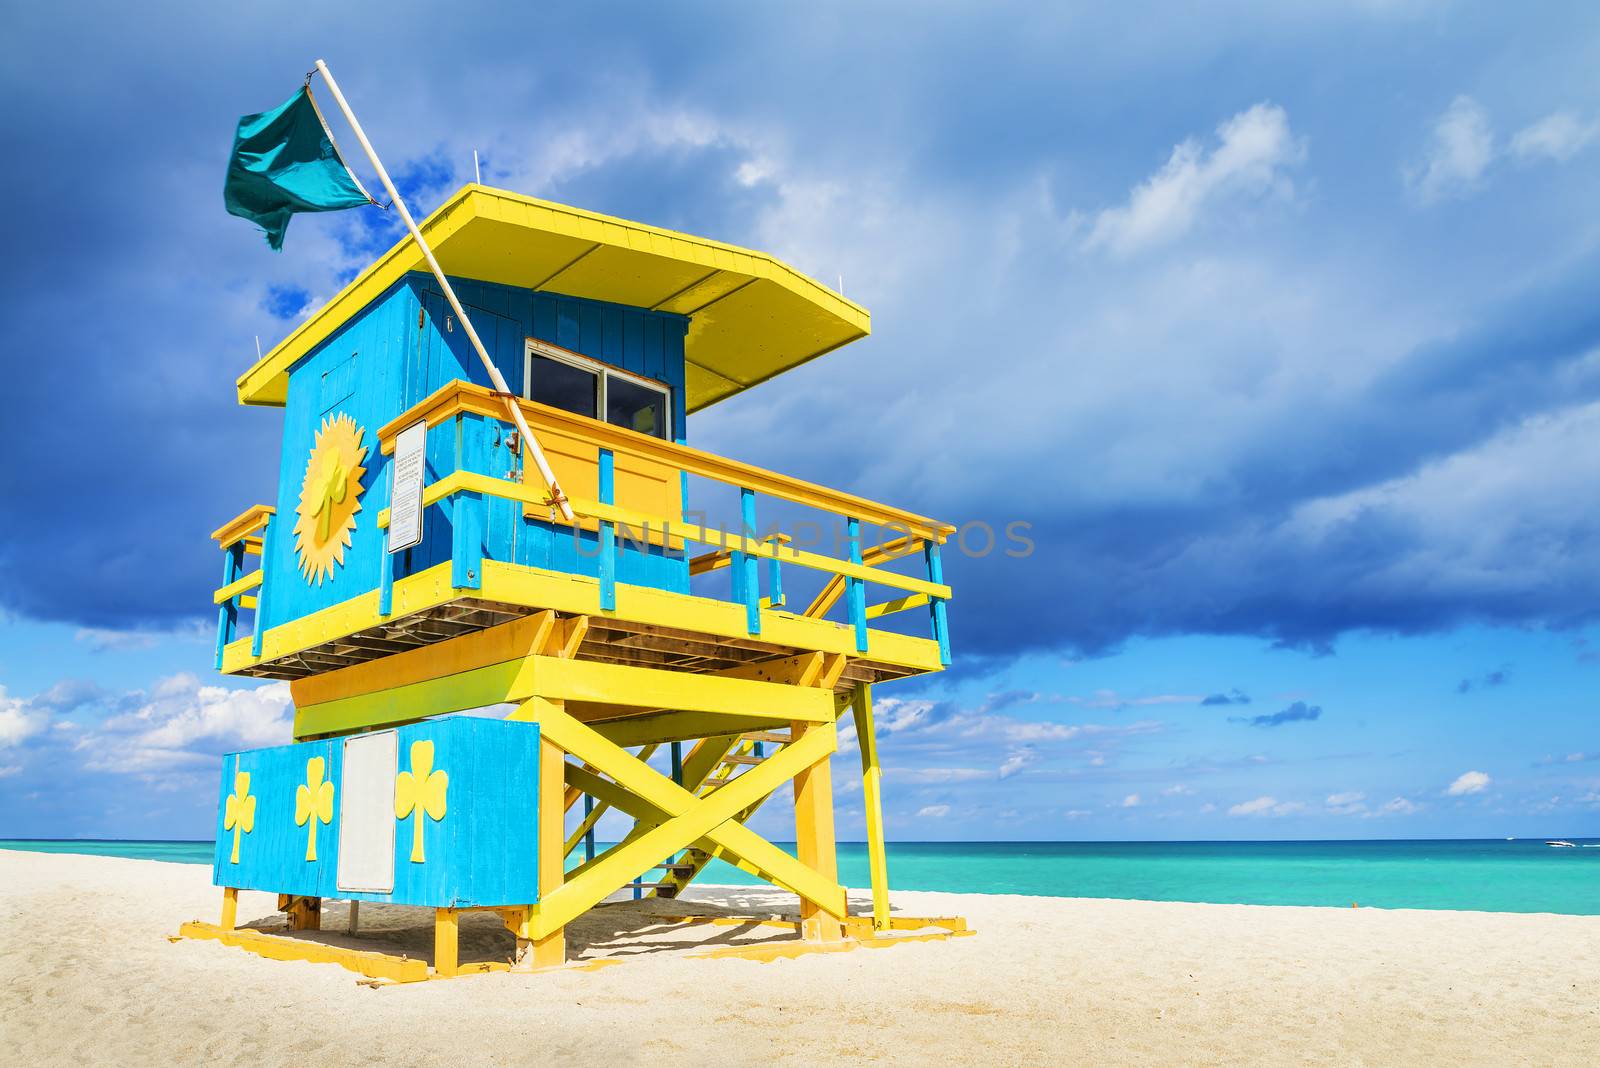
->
[522, 337, 673, 441]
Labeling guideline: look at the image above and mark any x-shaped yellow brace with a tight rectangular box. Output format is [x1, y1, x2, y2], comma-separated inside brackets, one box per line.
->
[517, 702, 847, 939]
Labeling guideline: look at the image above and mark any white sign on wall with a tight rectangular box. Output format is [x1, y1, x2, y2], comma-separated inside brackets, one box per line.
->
[336, 730, 397, 894]
[387, 420, 426, 553]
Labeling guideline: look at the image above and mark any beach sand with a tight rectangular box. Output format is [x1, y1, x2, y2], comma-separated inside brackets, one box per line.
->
[2, 851, 1597, 1066]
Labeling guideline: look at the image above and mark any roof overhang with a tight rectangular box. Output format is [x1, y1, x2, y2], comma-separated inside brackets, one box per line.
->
[236, 185, 870, 412]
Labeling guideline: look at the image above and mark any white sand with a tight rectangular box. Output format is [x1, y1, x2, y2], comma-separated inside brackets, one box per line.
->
[3, 851, 1598, 1066]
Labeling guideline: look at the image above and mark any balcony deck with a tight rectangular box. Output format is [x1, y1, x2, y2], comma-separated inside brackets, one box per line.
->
[218, 558, 944, 690]
[214, 380, 953, 699]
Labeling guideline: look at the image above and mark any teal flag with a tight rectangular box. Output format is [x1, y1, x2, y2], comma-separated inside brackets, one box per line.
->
[224, 86, 373, 250]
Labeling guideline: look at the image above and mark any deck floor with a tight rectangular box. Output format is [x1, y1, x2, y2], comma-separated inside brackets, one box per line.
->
[232, 595, 924, 691]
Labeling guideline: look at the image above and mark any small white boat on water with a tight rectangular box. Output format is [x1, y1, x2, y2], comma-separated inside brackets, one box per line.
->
[1546, 840, 1577, 848]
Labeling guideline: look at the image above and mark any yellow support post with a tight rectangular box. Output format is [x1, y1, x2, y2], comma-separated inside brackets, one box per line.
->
[792, 718, 843, 943]
[851, 683, 891, 931]
[220, 887, 238, 931]
[281, 894, 321, 931]
[535, 719, 567, 968]
[434, 908, 458, 978]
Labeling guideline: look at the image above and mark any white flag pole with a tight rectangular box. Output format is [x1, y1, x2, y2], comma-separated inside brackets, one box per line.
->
[312, 58, 574, 522]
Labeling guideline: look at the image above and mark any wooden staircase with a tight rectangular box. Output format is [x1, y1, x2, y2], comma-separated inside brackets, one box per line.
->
[651, 729, 792, 900]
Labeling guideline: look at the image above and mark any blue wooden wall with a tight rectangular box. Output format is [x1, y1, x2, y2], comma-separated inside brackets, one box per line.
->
[212, 716, 542, 908]
[260, 272, 691, 635]
[407, 276, 690, 431]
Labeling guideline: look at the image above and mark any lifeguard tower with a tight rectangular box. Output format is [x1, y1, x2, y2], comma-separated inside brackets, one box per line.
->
[188, 185, 962, 981]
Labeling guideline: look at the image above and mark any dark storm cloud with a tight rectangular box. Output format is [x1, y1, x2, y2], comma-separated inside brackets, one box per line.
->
[1233, 701, 1323, 728]
[1457, 666, 1511, 694]
[3, 3, 1599, 671]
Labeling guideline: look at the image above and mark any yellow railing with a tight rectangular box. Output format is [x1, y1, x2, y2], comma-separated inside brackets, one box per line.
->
[374, 469, 953, 603]
[211, 504, 275, 667]
[375, 381, 953, 661]
[377, 381, 952, 541]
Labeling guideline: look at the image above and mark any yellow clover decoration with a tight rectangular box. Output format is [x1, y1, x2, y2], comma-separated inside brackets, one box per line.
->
[294, 756, 335, 862]
[293, 412, 368, 585]
[394, 739, 448, 864]
[222, 768, 256, 865]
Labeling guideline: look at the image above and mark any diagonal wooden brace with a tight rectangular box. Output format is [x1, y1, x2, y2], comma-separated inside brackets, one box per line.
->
[563, 743, 659, 856]
[566, 731, 744, 866]
[564, 764, 766, 882]
[520, 704, 846, 938]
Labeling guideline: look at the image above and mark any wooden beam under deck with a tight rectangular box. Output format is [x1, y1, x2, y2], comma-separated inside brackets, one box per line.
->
[234, 562, 936, 693]
[291, 625, 843, 740]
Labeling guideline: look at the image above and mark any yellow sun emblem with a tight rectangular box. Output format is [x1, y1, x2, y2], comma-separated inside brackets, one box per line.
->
[294, 413, 368, 585]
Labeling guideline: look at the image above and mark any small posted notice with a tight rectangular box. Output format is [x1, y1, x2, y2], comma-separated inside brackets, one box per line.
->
[387, 420, 426, 553]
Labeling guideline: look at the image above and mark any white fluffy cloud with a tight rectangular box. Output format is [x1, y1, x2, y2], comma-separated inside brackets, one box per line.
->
[1446, 770, 1491, 796]
[126, 676, 290, 750]
[1511, 111, 1599, 163]
[0, 675, 292, 782]
[1323, 792, 1421, 817]
[1281, 400, 1600, 609]
[899, 767, 992, 784]
[853, 694, 1165, 809]
[998, 747, 1039, 779]
[869, 696, 1161, 746]
[915, 804, 952, 819]
[79, 675, 294, 773]
[1228, 795, 1303, 817]
[1407, 95, 1494, 202]
[1408, 100, 1595, 203]
[1086, 102, 1304, 256]
[0, 687, 46, 749]
[73, 627, 158, 652]
[1325, 790, 1367, 815]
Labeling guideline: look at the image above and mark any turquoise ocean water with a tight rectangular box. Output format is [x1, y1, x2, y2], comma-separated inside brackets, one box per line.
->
[5, 838, 1597, 915]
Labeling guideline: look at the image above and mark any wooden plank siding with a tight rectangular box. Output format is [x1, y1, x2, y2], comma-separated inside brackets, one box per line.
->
[259, 272, 692, 641]
[212, 717, 541, 909]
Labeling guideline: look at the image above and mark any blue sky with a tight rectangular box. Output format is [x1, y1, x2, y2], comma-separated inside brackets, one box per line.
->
[3, 3, 1599, 841]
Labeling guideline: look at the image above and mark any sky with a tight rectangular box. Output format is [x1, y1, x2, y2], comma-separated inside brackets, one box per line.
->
[3, 2, 1599, 842]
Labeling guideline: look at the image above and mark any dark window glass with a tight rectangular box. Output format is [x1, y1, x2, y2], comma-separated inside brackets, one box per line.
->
[607, 375, 668, 439]
[528, 354, 597, 419]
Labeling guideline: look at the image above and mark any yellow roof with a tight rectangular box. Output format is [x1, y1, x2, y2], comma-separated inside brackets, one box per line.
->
[237, 184, 870, 411]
